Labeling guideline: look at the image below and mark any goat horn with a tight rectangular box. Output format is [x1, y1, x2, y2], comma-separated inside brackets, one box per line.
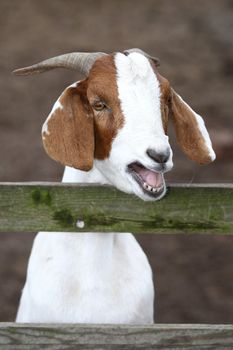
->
[124, 48, 160, 67]
[12, 52, 107, 76]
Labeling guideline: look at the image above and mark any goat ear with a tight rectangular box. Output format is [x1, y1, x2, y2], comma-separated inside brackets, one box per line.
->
[42, 82, 94, 171]
[170, 88, 216, 164]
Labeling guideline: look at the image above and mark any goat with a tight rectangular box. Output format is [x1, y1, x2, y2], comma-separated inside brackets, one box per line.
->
[13, 49, 215, 324]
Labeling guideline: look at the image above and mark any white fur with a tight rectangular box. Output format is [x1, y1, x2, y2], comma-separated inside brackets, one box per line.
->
[95, 53, 173, 201]
[42, 82, 79, 138]
[194, 114, 216, 161]
[177, 95, 216, 161]
[16, 231, 154, 323]
[42, 100, 63, 137]
[16, 166, 154, 324]
[16, 52, 215, 325]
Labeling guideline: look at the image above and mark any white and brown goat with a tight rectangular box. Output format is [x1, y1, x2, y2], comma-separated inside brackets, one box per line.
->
[14, 49, 215, 323]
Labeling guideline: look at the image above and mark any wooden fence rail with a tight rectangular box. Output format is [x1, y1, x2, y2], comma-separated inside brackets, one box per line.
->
[0, 182, 233, 349]
[0, 182, 232, 234]
[1, 323, 233, 350]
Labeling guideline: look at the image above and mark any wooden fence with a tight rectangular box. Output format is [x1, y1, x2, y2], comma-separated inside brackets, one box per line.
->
[0, 182, 232, 349]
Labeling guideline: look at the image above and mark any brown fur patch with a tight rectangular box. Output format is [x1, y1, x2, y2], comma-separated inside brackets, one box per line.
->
[171, 88, 212, 164]
[150, 64, 170, 134]
[87, 55, 124, 160]
[42, 81, 94, 171]
[151, 61, 212, 164]
[157, 73, 171, 134]
[42, 55, 124, 170]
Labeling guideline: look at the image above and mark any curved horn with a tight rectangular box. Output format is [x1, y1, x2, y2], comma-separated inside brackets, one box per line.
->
[124, 48, 160, 67]
[12, 52, 107, 76]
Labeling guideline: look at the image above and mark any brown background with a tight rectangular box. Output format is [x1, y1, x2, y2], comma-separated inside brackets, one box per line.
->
[0, 0, 233, 323]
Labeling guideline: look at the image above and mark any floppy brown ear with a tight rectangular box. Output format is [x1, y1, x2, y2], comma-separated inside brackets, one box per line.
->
[170, 88, 216, 164]
[42, 81, 94, 171]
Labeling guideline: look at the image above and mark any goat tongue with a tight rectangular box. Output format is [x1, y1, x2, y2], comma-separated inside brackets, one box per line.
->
[131, 163, 163, 188]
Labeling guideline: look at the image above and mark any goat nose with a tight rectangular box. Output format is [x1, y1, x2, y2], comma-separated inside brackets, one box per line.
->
[147, 148, 170, 163]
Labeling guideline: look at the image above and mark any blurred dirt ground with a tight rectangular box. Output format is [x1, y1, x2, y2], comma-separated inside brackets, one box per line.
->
[0, 0, 233, 322]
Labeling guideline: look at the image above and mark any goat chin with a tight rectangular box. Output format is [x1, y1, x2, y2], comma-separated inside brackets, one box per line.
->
[93, 159, 169, 202]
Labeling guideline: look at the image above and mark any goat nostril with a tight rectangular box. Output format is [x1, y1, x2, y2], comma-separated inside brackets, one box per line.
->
[147, 149, 170, 164]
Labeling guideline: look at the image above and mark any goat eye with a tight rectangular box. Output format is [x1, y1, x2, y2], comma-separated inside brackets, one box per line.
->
[93, 101, 105, 111]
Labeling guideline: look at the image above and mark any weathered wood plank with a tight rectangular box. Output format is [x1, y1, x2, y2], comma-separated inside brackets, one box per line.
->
[0, 323, 233, 349]
[0, 183, 232, 234]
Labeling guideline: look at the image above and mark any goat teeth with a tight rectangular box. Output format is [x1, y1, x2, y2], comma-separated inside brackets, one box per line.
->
[152, 188, 157, 193]
[147, 185, 152, 191]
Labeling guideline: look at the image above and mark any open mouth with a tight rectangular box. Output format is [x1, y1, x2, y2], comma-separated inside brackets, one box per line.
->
[127, 162, 165, 198]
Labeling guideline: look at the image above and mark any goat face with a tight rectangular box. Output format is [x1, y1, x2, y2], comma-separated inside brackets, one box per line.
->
[15, 50, 215, 201]
[90, 53, 173, 200]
